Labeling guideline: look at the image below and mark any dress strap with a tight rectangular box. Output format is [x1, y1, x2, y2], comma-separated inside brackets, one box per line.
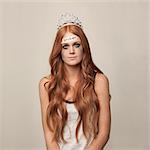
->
[63, 99, 76, 104]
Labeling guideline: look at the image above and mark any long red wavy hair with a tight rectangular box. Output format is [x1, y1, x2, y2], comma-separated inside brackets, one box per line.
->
[45, 25, 104, 144]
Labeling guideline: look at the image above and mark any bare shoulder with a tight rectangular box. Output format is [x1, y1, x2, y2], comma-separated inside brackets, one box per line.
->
[94, 72, 111, 100]
[39, 75, 52, 106]
[39, 75, 51, 90]
[95, 73, 109, 89]
[39, 75, 51, 105]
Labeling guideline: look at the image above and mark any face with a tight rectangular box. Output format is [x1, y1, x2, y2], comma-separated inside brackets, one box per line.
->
[61, 32, 83, 66]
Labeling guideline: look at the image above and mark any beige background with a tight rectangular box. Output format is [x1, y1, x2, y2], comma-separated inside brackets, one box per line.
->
[0, 1, 149, 150]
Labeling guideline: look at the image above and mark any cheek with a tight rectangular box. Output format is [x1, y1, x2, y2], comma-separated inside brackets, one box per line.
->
[78, 48, 83, 59]
[61, 51, 67, 60]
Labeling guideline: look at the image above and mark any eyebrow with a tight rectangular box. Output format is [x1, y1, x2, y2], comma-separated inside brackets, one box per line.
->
[61, 41, 81, 46]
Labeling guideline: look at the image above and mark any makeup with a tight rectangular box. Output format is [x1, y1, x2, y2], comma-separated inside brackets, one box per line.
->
[61, 35, 78, 44]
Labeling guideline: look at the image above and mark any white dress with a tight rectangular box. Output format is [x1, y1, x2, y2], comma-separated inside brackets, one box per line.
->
[58, 101, 93, 150]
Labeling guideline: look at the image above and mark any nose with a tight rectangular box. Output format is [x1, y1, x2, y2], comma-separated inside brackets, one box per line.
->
[69, 46, 75, 54]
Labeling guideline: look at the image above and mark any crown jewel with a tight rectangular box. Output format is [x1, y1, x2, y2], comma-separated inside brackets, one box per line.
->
[57, 12, 82, 30]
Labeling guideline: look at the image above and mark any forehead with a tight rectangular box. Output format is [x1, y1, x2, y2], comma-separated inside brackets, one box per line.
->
[61, 32, 81, 44]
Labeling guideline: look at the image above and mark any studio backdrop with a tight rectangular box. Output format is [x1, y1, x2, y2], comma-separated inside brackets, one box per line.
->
[0, 2, 149, 150]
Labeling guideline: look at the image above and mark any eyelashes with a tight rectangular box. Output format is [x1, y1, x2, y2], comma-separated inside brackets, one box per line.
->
[75, 43, 80, 48]
[62, 43, 81, 49]
[62, 45, 69, 49]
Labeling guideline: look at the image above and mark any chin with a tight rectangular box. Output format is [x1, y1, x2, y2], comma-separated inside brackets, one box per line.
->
[67, 63, 80, 66]
[66, 61, 81, 66]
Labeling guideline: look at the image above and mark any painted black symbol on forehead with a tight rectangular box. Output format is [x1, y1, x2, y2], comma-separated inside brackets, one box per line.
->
[63, 36, 76, 42]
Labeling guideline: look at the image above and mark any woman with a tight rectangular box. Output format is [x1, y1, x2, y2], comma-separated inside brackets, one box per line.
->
[39, 13, 111, 150]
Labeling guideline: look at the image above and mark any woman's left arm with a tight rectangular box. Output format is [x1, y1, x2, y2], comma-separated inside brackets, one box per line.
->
[87, 73, 111, 150]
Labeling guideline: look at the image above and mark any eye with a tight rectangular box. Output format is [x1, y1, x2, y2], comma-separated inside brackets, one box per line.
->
[74, 43, 80, 48]
[62, 45, 68, 49]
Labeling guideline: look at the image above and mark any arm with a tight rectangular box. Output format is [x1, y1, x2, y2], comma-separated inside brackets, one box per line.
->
[87, 73, 111, 150]
[39, 77, 60, 150]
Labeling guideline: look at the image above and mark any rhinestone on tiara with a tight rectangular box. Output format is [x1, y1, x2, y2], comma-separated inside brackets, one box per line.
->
[57, 12, 82, 30]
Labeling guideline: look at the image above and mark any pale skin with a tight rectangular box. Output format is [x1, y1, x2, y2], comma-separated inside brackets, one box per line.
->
[39, 32, 111, 150]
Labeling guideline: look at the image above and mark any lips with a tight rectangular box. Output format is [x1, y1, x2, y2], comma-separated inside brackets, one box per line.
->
[68, 56, 76, 59]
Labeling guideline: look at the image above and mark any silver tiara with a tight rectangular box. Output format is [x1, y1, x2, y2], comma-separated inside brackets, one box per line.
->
[57, 12, 83, 30]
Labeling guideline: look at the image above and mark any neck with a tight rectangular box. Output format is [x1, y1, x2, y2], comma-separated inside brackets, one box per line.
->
[64, 64, 81, 86]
